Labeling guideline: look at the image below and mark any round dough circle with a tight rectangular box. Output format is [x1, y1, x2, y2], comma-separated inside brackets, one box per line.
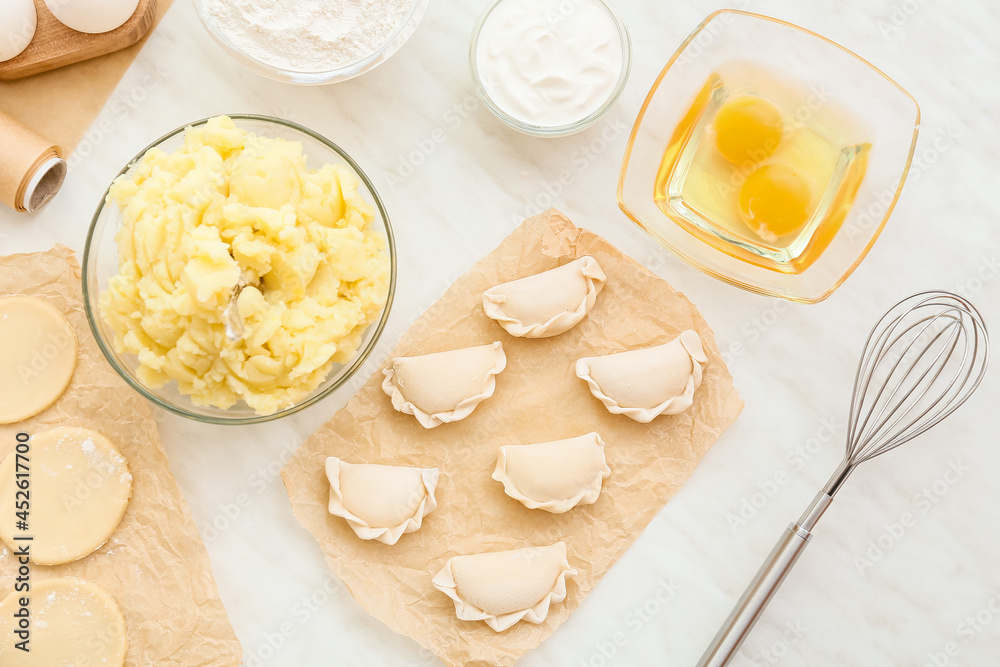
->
[0, 427, 132, 565]
[0, 577, 127, 666]
[0, 296, 78, 424]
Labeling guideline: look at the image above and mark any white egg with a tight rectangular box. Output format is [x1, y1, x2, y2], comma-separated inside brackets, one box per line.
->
[0, 0, 37, 62]
[45, 0, 141, 34]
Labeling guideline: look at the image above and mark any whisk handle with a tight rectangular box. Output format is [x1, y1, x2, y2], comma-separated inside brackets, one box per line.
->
[696, 523, 813, 667]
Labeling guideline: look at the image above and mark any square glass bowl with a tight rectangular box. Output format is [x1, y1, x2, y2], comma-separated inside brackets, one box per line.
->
[618, 10, 920, 303]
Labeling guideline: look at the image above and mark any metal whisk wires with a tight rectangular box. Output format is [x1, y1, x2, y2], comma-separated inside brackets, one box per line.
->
[845, 291, 988, 468]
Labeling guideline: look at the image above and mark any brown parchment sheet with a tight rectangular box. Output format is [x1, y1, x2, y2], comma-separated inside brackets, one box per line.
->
[282, 209, 744, 667]
[0, 0, 175, 152]
[0, 246, 242, 665]
[0, 110, 61, 212]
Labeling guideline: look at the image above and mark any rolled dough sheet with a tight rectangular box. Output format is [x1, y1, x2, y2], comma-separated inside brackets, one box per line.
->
[0, 427, 132, 565]
[0, 295, 77, 424]
[0, 576, 127, 665]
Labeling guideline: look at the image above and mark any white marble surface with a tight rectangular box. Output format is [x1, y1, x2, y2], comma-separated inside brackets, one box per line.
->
[2, 0, 1000, 665]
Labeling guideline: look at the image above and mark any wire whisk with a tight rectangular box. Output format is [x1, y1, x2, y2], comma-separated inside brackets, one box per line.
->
[698, 291, 989, 667]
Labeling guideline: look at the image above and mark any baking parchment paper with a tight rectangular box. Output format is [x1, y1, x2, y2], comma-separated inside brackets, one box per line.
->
[282, 209, 744, 667]
[0, 110, 62, 212]
[0, 0, 175, 152]
[0, 245, 242, 665]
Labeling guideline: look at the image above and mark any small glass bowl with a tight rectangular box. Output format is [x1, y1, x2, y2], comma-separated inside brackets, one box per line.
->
[618, 10, 920, 303]
[82, 115, 397, 425]
[470, 0, 632, 137]
[192, 0, 430, 85]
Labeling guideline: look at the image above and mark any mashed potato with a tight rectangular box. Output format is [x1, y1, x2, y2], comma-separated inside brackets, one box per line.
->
[100, 116, 389, 415]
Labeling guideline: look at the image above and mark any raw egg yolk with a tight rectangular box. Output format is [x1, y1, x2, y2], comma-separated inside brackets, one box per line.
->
[712, 96, 784, 165]
[738, 164, 815, 241]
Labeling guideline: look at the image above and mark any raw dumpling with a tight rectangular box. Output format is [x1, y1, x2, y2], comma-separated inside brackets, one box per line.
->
[325, 457, 439, 545]
[492, 433, 611, 513]
[432, 542, 577, 632]
[576, 330, 707, 423]
[382, 342, 506, 429]
[482, 256, 606, 338]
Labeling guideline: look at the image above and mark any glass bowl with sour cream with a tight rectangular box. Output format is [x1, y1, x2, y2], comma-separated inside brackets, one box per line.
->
[470, 0, 632, 137]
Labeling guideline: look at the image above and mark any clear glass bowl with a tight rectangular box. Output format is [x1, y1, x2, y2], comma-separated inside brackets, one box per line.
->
[82, 115, 397, 425]
[618, 10, 920, 303]
[470, 0, 632, 137]
[192, 0, 430, 85]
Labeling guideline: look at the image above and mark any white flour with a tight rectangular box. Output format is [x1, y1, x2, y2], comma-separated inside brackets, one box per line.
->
[203, 0, 415, 72]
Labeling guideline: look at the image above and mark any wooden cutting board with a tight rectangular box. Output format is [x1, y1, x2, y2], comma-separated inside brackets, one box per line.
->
[0, 0, 158, 81]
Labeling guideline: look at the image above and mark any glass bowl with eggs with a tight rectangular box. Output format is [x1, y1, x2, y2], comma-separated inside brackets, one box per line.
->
[618, 10, 920, 303]
[192, 0, 430, 84]
[82, 114, 396, 424]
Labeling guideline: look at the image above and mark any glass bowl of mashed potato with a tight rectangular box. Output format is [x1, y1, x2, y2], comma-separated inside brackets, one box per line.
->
[82, 115, 396, 424]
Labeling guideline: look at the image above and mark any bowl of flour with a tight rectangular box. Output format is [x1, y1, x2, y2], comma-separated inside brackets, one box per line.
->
[195, 0, 429, 84]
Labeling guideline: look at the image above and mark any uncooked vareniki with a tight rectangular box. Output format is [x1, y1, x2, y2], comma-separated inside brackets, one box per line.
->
[492, 433, 611, 513]
[482, 256, 606, 338]
[325, 457, 439, 545]
[432, 542, 577, 632]
[382, 342, 506, 428]
[576, 330, 707, 423]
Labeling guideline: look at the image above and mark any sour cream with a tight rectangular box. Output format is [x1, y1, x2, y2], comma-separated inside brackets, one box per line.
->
[474, 0, 626, 130]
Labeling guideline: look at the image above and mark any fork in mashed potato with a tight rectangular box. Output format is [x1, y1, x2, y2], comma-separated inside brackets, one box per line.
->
[100, 115, 390, 415]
